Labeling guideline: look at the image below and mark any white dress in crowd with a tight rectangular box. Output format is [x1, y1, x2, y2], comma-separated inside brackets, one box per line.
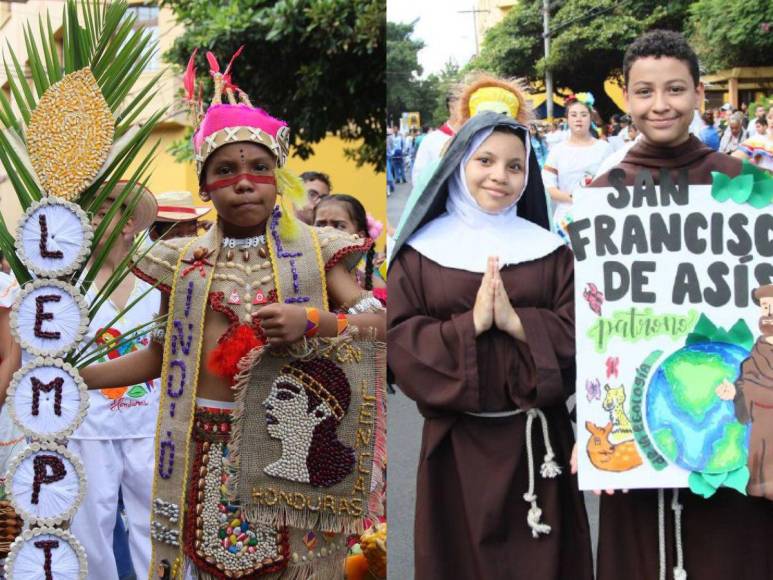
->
[542, 138, 612, 232]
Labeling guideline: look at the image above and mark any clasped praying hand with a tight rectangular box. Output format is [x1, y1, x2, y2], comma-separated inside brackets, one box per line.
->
[472, 256, 526, 341]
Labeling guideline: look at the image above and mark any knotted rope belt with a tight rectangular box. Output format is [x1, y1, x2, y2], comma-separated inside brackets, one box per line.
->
[658, 488, 687, 580]
[465, 407, 562, 538]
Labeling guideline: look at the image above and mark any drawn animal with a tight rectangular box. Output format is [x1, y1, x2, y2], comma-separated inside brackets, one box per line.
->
[585, 378, 601, 402]
[602, 384, 634, 444]
[585, 421, 643, 472]
[583, 282, 604, 315]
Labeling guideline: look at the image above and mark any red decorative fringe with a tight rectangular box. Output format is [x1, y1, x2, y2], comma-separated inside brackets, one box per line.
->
[207, 324, 264, 384]
[373, 287, 387, 306]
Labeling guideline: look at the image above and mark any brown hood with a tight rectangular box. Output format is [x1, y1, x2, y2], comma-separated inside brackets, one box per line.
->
[593, 135, 742, 186]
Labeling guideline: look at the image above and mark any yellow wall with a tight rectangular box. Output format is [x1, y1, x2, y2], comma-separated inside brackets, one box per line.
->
[287, 136, 386, 249]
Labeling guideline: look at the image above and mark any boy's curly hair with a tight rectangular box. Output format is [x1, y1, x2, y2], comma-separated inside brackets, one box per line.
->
[623, 30, 700, 88]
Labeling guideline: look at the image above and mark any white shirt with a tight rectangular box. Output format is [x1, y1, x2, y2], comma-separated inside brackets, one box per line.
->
[543, 139, 613, 231]
[689, 110, 705, 137]
[411, 129, 452, 183]
[544, 129, 567, 151]
[70, 278, 161, 440]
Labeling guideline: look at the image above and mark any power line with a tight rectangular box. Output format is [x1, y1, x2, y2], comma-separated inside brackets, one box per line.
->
[545, 0, 633, 38]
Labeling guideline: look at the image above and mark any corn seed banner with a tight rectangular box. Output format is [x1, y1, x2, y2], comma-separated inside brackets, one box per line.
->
[569, 167, 773, 498]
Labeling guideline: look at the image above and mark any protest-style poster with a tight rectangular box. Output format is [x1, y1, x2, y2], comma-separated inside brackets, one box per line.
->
[569, 167, 773, 499]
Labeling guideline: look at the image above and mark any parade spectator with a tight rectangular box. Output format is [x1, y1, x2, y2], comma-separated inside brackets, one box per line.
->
[719, 113, 746, 154]
[296, 170, 332, 224]
[740, 102, 749, 130]
[412, 125, 428, 169]
[734, 104, 773, 172]
[389, 127, 407, 184]
[754, 116, 768, 139]
[386, 127, 395, 193]
[149, 190, 211, 240]
[544, 120, 565, 151]
[313, 194, 386, 293]
[542, 93, 612, 238]
[700, 111, 720, 150]
[411, 91, 460, 183]
[688, 107, 705, 137]
[589, 30, 771, 580]
[747, 104, 768, 138]
[608, 113, 622, 137]
[529, 123, 548, 167]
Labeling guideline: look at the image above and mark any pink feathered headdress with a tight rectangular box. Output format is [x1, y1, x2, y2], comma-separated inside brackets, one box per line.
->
[185, 47, 290, 175]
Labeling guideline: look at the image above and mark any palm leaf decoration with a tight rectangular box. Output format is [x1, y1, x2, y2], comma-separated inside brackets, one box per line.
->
[0, 0, 170, 365]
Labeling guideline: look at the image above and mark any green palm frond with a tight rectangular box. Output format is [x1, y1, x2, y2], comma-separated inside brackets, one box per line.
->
[0, 0, 171, 353]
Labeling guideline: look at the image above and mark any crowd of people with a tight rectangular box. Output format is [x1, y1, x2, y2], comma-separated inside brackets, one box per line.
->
[390, 82, 771, 241]
[388, 29, 773, 580]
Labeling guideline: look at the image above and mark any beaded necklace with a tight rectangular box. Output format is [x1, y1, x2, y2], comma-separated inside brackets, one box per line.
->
[221, 235, 267, 262]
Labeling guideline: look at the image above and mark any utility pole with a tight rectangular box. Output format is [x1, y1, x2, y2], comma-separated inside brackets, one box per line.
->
[458, 7, 489, 56]
[543, 0, 554, 120]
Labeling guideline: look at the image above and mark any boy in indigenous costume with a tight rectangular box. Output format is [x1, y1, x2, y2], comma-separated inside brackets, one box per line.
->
[583, 30, 773, 580]
[81, 51, 386, 580]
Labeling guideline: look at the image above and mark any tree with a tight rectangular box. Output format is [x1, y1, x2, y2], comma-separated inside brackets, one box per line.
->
[687, 0, 773, 72]
[164, 0, 385, 171]
[429, 61, 462, 127]
[386, 21, 424, 126]
[471, 0, 692, 119]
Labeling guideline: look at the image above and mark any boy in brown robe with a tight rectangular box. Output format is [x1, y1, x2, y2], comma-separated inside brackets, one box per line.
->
[587, 30, 773, 580]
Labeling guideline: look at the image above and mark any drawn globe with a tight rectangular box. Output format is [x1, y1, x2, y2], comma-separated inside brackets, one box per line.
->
[645, 342, 751, 474]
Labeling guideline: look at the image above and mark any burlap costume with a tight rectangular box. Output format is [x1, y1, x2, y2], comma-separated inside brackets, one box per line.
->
[132, 214, 385, 580]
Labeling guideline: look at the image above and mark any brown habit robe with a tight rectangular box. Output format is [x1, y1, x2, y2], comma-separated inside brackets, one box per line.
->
[593, 136, 773, 580]
[734, 338, 773, 500]
[388, 245, 593, 580]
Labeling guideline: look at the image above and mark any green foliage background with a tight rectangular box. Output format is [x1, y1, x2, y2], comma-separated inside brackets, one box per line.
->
[388, 0, 772, 122]
[163, 0, 386, 171]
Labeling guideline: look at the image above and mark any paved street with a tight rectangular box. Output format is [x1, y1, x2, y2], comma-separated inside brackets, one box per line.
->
[387, 180, 421, 580]
[387, 179, 599, 580]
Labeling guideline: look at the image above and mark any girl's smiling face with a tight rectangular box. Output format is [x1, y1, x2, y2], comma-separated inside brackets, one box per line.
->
[464, 130, 526, 213]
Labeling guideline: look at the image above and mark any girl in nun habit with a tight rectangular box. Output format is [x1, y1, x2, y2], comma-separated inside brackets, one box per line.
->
[387, 112, 594, 580]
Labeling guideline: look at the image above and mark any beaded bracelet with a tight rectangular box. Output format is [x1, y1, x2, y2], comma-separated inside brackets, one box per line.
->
[336, 313, 349, 336]
[304, 307, 320, 338]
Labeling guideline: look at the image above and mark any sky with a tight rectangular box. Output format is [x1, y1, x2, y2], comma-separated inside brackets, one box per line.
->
[387, 0, 479, 78]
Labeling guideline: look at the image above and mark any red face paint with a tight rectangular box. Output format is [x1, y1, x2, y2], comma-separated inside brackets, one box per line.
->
[202, 173, 276, 193]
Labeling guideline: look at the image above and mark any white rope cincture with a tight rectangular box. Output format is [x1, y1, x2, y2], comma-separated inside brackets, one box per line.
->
[657, 488, 688, 580]
[522, 408, 561, 538]
[658, 488, 666, 580]
[464, 406, 561, 538]
[671, 488, 687, 580]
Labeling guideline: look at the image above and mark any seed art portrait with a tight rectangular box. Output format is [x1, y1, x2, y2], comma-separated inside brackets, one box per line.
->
[570, 166, 773, 498]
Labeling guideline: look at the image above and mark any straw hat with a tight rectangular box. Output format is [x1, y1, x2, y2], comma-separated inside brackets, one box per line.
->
[99, 181, 158, 235]
[154, 190, 211, 222]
